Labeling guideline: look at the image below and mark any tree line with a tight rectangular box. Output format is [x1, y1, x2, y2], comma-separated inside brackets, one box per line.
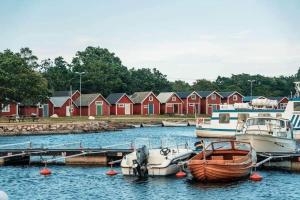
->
[0, 46, 298, 105]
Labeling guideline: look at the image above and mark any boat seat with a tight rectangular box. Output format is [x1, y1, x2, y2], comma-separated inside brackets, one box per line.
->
[211, 156, 224, 160]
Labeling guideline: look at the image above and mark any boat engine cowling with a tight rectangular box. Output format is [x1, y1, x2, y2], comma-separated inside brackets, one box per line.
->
[132, 145, 149, 177]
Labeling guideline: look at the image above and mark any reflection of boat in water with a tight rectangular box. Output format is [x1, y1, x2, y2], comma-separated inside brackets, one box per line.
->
[188, 141, 256, 182]
[162, 121, 188, 127]
[236, 117, 296, 153]
[121, 139, 193, 176]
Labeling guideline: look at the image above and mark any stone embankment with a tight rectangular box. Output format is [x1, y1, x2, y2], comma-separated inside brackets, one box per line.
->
[0, 121, 131, 136]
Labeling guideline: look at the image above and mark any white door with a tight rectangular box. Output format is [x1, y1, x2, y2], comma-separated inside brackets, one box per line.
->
[66, 106, 71, 117]
[125, 104, 131, 115]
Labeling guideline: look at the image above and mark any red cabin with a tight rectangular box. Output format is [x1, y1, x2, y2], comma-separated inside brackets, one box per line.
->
[268, 97, 289, 110]
[48, 96, 77, 117]
[74, 93, 110, 116]
[131, 92, 160, 115]
[0, 102, 17, 116]
[19, 105, 39, 116]
[176, 91, 201, 115]
[197, 91, 223, 116]
[157, 92, 184, 115]
[220, 91, 244, 105]
[106, 93, 133, 115]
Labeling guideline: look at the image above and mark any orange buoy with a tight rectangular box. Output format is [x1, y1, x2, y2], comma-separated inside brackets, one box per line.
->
[106, 169, 118, 176]
[250, 172, 263, 181]
[176, 171, 187, 178]
[40, 168, 52, 176]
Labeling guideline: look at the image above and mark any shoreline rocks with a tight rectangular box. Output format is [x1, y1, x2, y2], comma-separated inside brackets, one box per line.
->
[0, 121, 131, 136]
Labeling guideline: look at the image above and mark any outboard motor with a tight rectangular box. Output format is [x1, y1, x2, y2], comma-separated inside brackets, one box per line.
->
[132, 145, 149, 177]
[194, 140, 204, 152]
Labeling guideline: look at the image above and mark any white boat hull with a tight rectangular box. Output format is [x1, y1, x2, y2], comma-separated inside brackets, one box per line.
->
[121, 148, 192, 176]
[162, 121, 188, 127]
[195, 128, 236, 139]
[236, 134, 297, 153]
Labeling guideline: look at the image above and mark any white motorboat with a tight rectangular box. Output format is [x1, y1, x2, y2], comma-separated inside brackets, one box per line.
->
[121, 140, 193, 176]
[162, 120, 188, 127]
[195, 104, 284, 139]
[236, 117, 296, 153]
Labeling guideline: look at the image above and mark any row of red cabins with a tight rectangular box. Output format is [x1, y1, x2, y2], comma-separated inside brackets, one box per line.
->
[0, 91, 289, 117]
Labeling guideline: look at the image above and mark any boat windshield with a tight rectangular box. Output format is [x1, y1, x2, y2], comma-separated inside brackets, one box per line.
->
[246, 118, 285, 128]
[209, 141, 251, 151]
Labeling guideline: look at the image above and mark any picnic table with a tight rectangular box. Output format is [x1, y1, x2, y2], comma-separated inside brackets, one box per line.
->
[6, 115, 39, 123]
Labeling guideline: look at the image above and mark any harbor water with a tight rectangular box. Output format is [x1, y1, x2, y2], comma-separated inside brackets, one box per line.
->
[1, 127, 300, 200]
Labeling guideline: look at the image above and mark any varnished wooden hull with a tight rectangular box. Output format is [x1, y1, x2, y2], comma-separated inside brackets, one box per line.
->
[188, 159, 252, 182]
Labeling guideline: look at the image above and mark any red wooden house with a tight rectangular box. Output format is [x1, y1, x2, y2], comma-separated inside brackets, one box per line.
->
[74, 93, 110, 116]
[219, 91, 244, 105]
[0, 102, 17, 116]
[196, 91, 223, 116]
[176, 91, 201, 115]
[130, 92, 160, 115]
[269, 97, 289, 110]
[19, 104, 40, 116]
[48, 96, 77, 117]
[157, 92, 184, 114]
[106, 93, 133, 115]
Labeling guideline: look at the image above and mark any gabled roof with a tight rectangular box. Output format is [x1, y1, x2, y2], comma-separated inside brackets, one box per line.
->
[74, 93, 109, 106]
[49, 96, 70, 107]
[52, 90, 79, 97]
[243, 96, 266, 102]
[219, 91, 244, 98]
[130, 91, 155, 104]
[196, 91, 223, 98]
[177, 91, 201, 99]
[157, 92, 183, 103]
[268, 96, 288, 102]
[106, 93, 133, 104]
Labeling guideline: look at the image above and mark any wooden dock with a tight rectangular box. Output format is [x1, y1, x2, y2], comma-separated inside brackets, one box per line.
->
[0, 145, 133, 166]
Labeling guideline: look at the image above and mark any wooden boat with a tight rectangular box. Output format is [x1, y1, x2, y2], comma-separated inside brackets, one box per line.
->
[188, 141, 256, 182]
[162, 121, 188, 127]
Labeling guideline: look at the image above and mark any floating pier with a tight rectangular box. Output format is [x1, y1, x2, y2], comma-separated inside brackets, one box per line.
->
[0, 141, 133, 166]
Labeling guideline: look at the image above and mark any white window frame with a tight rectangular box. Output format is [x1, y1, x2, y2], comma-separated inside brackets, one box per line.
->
[1, 104, 10, 112]
[118, 103, 125, 108]
[144, 105, 148, 108]
[96, 101, 103, 105]
[172, 96, 176, 101]
[233, 95, 238, 101]
[149, 96, 153, 101]
[211, 94, 216, 100]
[167, 103, 173, 107]
[191, 94, 196, 100]
[189, 103, 194, 107]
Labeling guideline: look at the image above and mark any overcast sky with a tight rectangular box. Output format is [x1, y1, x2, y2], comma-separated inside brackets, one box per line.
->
[1, 0, 300, 82]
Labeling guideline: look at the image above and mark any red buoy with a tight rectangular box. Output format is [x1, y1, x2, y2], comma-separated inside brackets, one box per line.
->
[176, 171, 187, 178]
[250, 172, 263, 181]
[106, 169, 118, 176]
[40, 168, 52, 176]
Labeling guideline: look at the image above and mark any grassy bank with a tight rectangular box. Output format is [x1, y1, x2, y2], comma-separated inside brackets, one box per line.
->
[0, 114, 208, 125]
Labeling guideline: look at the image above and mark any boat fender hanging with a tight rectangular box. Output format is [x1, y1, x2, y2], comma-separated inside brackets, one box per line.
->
[176, 171, 187, 178]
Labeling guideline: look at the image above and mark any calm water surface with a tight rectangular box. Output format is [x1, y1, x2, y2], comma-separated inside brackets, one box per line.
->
[0, 127, 300, 200]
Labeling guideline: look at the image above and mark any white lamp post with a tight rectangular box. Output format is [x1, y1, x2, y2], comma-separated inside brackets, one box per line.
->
[75, 72, 85, 117]
[248, 80, 255, 98]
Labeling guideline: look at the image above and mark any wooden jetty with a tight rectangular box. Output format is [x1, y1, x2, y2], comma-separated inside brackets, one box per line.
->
[0, 141, 133, 166]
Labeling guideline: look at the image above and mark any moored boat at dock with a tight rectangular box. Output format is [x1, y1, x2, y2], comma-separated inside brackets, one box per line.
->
[195, 103, 284, 139]
[188, 141, 256, 182]
[236, 117, 296, 153]
[121, 139, 193, 176]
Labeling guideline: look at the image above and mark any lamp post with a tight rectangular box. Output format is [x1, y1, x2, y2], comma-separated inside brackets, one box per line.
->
[248, 80, 255, 98]
[75, 72, 85, 117]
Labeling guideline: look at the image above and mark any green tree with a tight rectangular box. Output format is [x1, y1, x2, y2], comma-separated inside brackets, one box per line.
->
[42, 57, 73, 91]
[129, 68, 171, 94]
[71, 46, 131, 96]
[170, 80, 192, 92]
[0, 49, 49, 106]
[192, 79, 218, 91]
